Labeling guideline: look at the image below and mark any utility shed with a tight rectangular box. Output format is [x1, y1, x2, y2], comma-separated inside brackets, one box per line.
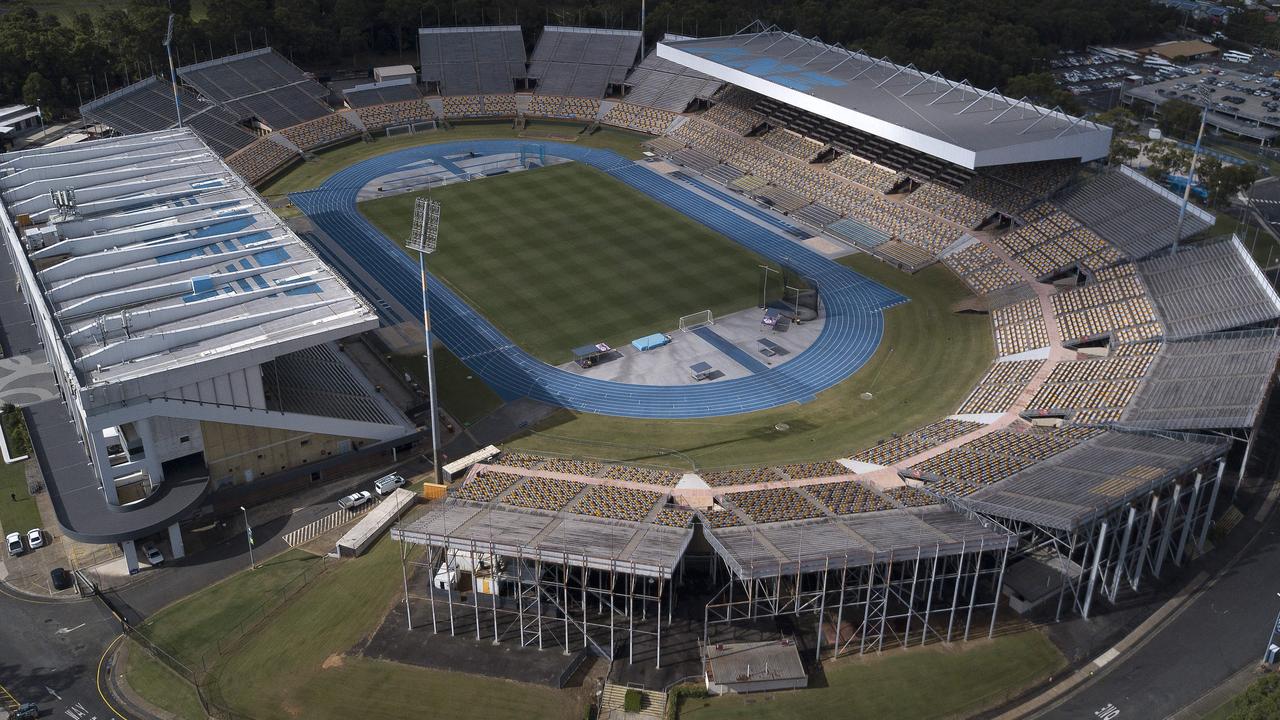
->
[703, 640, 807, 695]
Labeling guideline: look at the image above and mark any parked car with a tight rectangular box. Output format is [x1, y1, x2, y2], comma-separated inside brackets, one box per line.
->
[338, 490, 374, 510]
[13, 702, 39, 720]
[50, 567, 72, 591]
[25, 528, 43, 549]
[374, 473, 407, 496]
[6, 531, 22, 556]
[141, 543, 164, 566]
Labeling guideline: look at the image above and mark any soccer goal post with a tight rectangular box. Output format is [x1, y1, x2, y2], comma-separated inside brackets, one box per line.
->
[678, 309, 714, 332]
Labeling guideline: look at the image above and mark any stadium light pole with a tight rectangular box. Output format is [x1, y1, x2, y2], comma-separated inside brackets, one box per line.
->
[1173, 90, 1210, 255]
[409, 197, 444, 485]
[163, 14, 184, 128]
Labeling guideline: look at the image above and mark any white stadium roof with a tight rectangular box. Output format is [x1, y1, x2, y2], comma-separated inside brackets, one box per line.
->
[658, 27, 1113, 169]
[0, 129, 378, 410]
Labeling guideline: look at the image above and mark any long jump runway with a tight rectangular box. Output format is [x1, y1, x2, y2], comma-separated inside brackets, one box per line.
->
[291, 140, 906, 419]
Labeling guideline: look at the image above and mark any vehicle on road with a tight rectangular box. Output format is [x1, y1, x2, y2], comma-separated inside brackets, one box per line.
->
[374, 473, 407, 496]
[142, 543, 164, 566]
[5, 531, 22, 556]
[338, 490, 374, 510]
[25, 528, 42, 549]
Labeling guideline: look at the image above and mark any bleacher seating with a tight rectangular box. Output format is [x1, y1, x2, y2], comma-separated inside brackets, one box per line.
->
[454, 470, 523, 502]
[571, 484, 662, 522]
[602, 465, 682, 487]
[997, 203, 1125, 279]
[1057, 167, 1213, 259]
[699, 467, 778, 488]
[760, 128, 824, 161]
[601, 102, 676, 135]
[702, 87, 766, 135]
[529, 27, 641, 98]
[653, 507, 695, 528]
[907, 181, 995, 228]
[702, 508, 744, 528]
[622, 49, 723, 111]
[179, 48, 331, 128]
[344, 81, 421, 109]
[991, 298, 1050, 356]
[908, 427, 1097, 492]
[356, 98, 435, 130]
[503, 475, 586, 511]
[419, 26, 527, 95]
[80, 77, 256, 157]
[942, 241, 1024, 295]
[806, 481, 892, 515]
[1051, 265, 1161, 344]
[226, 136, 298, 184]
[853, 419, 982, 466]
[778, 461, 848, 480]
[1025, 355, 1154, 421]
[884, 485, 942, 508]
[279, 112, 361, 151]
[958, 359, 1045, 414]
[526, 95, 601, 120]
[490, 452, 544, 469]
[725, 487, 823, 523]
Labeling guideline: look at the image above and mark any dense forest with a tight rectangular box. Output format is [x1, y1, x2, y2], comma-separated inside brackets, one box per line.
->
[0, 0, 1180, 117]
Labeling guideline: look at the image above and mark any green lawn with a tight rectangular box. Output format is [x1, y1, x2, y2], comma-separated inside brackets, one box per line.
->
[677, 631, 1064, 720]
[123, 641, 207, 720]
[261, 121, 650, 200]
[505, 254, 993, 469]
[387, 348, 504, 426]
[200, 539, 581, 720]
[360, 162, 774, 364]
[135, 549, 322, 672]
[0, 461, 39, 537]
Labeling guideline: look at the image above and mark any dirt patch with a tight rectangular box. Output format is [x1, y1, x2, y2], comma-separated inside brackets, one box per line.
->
[322, 653, 345, 670]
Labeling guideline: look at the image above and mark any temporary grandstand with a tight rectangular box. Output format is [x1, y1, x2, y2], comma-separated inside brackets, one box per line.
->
[79, 77, 256, 157]
[343, 78, 423, 108]
[179, 47, 331, 129]
[529, 26, 642, 97]
[418, 26, 528, 95]
[1137, 237, 1280, 339]
[0, 129, 415, 572]
[1057, 165, 1215, 259]
[622, 42, 723, 111]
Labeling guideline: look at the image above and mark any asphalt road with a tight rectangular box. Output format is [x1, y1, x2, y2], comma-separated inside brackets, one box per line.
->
[0, 584, 124, 719]
[1036, 489, 1280, 719]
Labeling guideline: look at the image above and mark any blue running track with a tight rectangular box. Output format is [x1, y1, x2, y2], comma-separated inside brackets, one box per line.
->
[290, 140, 907, 419]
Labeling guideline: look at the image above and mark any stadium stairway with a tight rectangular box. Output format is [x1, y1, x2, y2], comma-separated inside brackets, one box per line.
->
[291, 140, 907, 419]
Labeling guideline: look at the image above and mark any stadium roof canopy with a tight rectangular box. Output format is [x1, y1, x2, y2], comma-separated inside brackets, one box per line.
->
[703, 507, 1014, 580]
[657, 26, 1113, 169]
[0, 129, 378, 413]
[1122, 330, 1280, 431]
[959, 431, 1230, 531]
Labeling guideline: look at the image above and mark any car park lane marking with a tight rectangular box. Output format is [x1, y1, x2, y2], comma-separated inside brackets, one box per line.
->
[0, 680, 20, 710]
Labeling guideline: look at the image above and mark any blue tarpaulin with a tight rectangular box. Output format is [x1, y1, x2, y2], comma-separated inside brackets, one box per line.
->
[631, 333, 671, 351]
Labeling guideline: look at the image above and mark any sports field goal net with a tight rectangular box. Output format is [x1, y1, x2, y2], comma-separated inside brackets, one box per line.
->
[678, 309, 714, 332]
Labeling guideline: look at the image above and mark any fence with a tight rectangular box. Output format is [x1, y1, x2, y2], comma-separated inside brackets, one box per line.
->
[118, 554, 332, 719]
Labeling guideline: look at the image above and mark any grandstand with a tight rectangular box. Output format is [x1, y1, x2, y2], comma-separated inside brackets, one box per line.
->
[1137, 237, 1280, 339]
[1057, 165, 1214, 259]
[343, 78, 422, 108]
[179, 47, 331, 129]
[529, 26, 642, 97]
[622, 45, 723, 111]
[418, 26, 527, 95]
[80, 77, 256, 157]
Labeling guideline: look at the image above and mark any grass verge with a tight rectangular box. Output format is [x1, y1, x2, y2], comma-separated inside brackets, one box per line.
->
[676, 631, 1064, 720]
[123, 640, 207, 720]
[504, 253, 992, 468]
[0, 461, 38, 537]
[201, 539, 580, 720]
[360, 162, 773, 364]
[134, 549, 322, 671]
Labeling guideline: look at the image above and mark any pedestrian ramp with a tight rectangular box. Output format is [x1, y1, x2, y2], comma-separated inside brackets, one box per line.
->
[284, 502, 375, 547]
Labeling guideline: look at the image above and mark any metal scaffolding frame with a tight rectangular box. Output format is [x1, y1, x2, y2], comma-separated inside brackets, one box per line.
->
[701, 539, 1013, 660]
[396, 535, 676, 667]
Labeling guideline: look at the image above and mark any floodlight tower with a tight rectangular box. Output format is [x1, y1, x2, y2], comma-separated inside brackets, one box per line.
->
[408, 197, 444, 483]
[163, 14, 184, 128]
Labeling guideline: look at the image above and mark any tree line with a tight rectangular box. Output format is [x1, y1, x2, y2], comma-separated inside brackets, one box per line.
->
[0, 0, 1179, 118]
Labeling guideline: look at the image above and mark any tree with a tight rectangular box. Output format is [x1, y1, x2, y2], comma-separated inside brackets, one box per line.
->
[20, 71, 53, 109]
[1204, 161, 1261, 207]
[1157, 99, 1204, 141]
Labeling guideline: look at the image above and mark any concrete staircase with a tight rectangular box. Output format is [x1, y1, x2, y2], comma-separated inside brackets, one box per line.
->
[600, 682, 667, 720]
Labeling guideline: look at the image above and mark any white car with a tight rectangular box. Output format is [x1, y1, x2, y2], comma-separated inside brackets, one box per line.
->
[374, 474, 407, 496]
[338, 490, 374, 510]
[6, 532, 23, 556]
[142, 543, 164, 566]
[25, 528, 43, 549]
